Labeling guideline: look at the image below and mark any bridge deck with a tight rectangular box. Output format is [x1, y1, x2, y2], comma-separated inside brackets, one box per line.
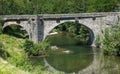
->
[0, 12, 120, 20]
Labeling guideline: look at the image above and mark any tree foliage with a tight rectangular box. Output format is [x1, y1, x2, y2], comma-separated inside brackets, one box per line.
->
[102, 21, 120, 55]
[1, 0, 119, 15]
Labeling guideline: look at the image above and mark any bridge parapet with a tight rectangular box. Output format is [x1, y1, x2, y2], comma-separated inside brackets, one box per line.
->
[38, 12, 120, 19]
[0, 15, 36, 20]
[0, 12, 120, 20]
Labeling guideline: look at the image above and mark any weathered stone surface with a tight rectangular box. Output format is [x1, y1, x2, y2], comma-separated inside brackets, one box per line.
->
[1, 12, 120, 46]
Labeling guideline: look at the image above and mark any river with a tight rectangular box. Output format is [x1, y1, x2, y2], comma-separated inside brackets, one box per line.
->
[30, 32, 120, 74]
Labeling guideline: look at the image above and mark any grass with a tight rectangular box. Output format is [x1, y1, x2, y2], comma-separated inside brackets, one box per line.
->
[0, 34, 30, 74]
[0, 58, 30, 74]
[0, 34, 66, 74]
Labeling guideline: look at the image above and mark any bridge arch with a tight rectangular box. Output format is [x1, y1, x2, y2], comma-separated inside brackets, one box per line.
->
[44, 20, 95, 45]
[2, 21, 30, 38]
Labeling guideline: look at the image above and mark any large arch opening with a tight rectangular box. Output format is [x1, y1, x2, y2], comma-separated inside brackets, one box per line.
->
[45, 22, 94, 46]
[44, 21, 94, 73]
[2, 24, 29, 39]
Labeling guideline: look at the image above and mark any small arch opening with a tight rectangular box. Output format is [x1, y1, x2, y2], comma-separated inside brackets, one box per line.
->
[2, 24, 29, 39]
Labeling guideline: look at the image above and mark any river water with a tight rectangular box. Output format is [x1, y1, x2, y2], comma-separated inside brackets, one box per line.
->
[30, 32, 120, 74]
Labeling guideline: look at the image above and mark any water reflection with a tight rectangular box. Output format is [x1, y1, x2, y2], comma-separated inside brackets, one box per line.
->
[44, 32, 95, 73]
[44, 45, 94, 73]
[78, 47, 104, 74]
[102, 56, 120, 74]
[30, 32, 120, 74]
[30, 47, 120, 74]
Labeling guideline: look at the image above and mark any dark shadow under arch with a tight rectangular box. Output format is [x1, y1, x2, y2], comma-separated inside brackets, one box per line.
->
[2, 24, 29, 39]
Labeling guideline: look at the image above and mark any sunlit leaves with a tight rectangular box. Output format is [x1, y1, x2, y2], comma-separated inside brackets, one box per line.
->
[103, 21, 120, 55]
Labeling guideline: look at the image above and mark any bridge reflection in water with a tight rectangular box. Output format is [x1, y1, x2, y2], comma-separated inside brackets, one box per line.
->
[43, 46, 103, 74]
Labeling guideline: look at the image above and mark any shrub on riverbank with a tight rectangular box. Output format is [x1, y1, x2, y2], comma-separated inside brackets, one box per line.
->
[0, 34, 53, 74]
[23, 39, 50, 56]
[102, 22, 120, 56]
[0, 34, 33, 72]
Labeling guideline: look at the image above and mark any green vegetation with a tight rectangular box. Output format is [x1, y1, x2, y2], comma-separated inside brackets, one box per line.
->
[0, 0, 120, 73]
[23, 39, 50, 56]
[0, 34, 65, 74]
[0, 0, 119, 15]
[0, 34, 31, 74]
[0, 35, 32, 72]
[0, 42, 10, 59]
[100, 21, 120, 56]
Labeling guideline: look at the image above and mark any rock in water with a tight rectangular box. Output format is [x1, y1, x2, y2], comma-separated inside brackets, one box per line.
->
[50, 46, 58, 50]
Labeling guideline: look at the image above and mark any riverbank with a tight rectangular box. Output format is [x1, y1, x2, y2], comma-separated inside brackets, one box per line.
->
[0, 34, 120, 74]
[0, 34, 30, 74]
[0, 34, 64, 74]
[0, 57, 30, 74]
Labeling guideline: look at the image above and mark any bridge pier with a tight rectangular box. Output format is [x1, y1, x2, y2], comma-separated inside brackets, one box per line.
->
[30, 16, 44, 43]
[37, 17, 44, 43]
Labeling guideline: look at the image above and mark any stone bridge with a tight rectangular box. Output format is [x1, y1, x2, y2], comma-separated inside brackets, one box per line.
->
[0, 12, 120, 46]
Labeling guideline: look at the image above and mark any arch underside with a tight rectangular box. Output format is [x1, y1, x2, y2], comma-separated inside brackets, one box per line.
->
[3, 21, 30, 38]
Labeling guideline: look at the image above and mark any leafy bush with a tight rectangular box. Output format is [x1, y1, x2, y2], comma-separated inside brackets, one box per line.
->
[102, 22, 120, 55]
[33, 41, 50, 55]
[23, 39, 50, 56]
[23, 39, 34, 55]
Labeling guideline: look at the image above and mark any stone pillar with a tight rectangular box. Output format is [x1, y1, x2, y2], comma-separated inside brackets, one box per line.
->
[37, 16, 44, 42]
[29, 15, 44, 43]
[29, 17, 38, 43]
